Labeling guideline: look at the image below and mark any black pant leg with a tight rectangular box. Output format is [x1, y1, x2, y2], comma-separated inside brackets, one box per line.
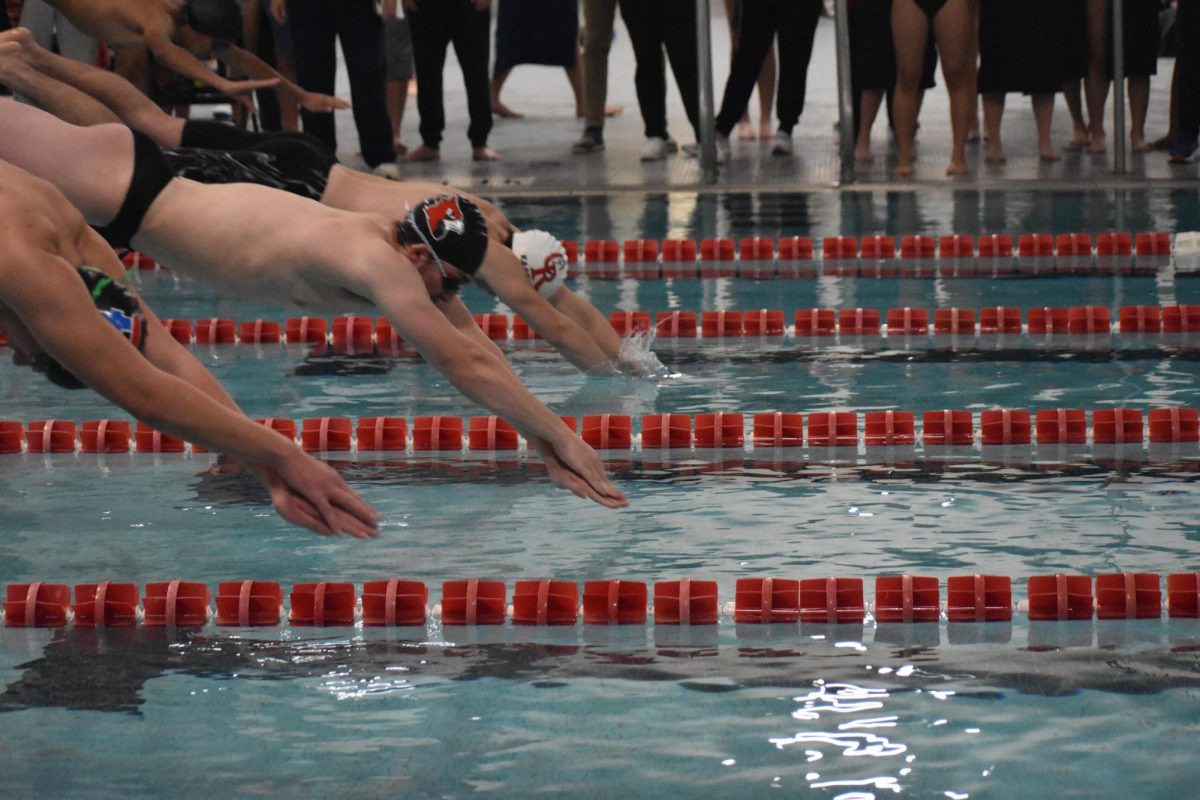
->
[334, 0, 393, 166]
[287, 0, 339, 151]
[449, 4, 494, 148]
[407, 3, 451, 149]
[619, 0, 669, 139]
[774, 0, 822, 133]
[714, 0, 778, 136]
[661, 0, 700, 137]
[1178, 0, 1200, 139]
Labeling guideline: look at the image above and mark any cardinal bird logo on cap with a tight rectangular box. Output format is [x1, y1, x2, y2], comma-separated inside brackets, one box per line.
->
[422, 196, 467, 241]
[527, 252, 565, 292]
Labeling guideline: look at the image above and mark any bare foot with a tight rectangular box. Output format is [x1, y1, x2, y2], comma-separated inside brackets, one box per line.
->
[894, 161, 914, 179]
[759, 120, 773, 141]
[604, 104, 623, 117]
[966, 128, 981, 143]
[1131, 136, 1151, 154]
[945, 159, 969, 177]
[1087, 132, 1107, 154]
[984, 143, 1007, 163]
[737, 118, 755, 141]
[1040, 144, 1062, 162]
[855, 143, 873, 163]
[491, 98, 523, 118]
[1065, 136, 1088, 151]
[403, 144, 439, 162]
[393, 139, 408, 156]
[1149, 133, 1175, 151]
[472, 146, 501, 162]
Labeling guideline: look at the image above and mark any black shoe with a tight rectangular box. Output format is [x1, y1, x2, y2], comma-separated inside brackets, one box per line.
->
[572, 126, 605, 153]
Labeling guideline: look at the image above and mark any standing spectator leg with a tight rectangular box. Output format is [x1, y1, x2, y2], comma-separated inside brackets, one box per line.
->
[1171, 0, 1199, 160]
[932, 0, 979, 176]
[449, 1, 496, 159]
[714, 0, 776, 139]
[287, 0, 340, 153]
[574, 0, 618, 152]
[405, 1, 450, 160]
[1083, 0, 1109, 153]
[661, 0, 700, 140]
[772, 0, 821, 141]
[890, 0, 931, 178]
[332, 0, 393, 167]
[620, 0, 670, 142]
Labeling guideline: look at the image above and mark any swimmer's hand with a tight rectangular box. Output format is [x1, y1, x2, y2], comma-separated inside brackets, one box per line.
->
[250, 456, 380, 538]
[299, 91, 350, 113]
[528, 434, 629, 509]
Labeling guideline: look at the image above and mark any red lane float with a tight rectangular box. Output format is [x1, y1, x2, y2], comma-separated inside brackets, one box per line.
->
[5, 573, 1200, 628]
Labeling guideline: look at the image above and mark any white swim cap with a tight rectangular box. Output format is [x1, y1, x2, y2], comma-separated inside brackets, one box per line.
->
[512, 229, 568, 299]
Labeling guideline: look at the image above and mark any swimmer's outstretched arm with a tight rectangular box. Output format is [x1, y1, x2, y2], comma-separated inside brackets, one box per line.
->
[549, 287, 629, 365]
[19, 234, 379, 539]
[140, 20, 279, 107]
[218, 45, 349, 114]
[347, 243, 627, 509]
[475, 240, 617, 374]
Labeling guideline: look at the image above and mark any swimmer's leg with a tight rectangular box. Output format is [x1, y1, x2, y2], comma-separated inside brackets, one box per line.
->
[0, 31, 119, 125]
[16, 29, 186, 146]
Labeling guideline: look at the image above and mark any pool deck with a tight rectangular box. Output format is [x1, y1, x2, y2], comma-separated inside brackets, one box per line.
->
[332, 10, 1197, 198]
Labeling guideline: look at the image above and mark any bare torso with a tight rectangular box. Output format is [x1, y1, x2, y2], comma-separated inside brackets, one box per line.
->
[47, 0, 181, 48]
[134, 178, 404, 312]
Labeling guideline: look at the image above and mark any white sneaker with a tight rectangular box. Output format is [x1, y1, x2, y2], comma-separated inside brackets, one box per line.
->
[640, 136, 669, 161]
[770, 130, 793, 156]
[372, 162, 401, 180]
[715, 133, 731, 163]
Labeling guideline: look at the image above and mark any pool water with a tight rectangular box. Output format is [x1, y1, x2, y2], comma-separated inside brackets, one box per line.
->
[1, 189, 1199, 799]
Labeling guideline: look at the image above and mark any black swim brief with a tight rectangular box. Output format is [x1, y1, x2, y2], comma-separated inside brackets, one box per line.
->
[94, 129, 175, 250]
[161, 136, 336, 202]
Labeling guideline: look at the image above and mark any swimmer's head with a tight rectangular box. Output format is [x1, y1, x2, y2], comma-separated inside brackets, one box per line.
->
[31, 267, 147, 390]
[182, 0, 243, 43]
[511, 230, 568, 299]
[394, 194, 489, 299]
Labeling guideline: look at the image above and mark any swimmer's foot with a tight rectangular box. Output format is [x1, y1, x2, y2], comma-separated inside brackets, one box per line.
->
[946, 158, 969, 177]
[472, 146, 502, 162]
[1130, 135, 1151, 154]
[604, 104, 623, 117]
[894, 161, 914, 179]
[393, 139, 408, 156]
[984, 143, 1006, 163]
[403, 144, 439, 162]
[738, 118, 755, 140]
[1087, 132, 1107, 154]
[855, 143, 872, 163]
[760, 120, 774, 141]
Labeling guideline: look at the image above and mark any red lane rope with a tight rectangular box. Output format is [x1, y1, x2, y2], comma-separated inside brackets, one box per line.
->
[5, 573, 1199, 628]
[2, 408, 1196, 456]
[9, 305, 1192, 351]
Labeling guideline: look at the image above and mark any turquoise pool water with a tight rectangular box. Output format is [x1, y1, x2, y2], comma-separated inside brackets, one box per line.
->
[1, 189, 1199, 798]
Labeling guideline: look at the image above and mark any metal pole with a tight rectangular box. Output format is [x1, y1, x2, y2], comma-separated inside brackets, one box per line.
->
[1112, 0, 1127, 174]
[695, 0, 717, 182]
[833, 0, 855, 184]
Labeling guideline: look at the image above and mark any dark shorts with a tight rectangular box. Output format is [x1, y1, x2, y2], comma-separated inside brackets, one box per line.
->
[95, 130, 175, 250]
[161, 137, 337, 202]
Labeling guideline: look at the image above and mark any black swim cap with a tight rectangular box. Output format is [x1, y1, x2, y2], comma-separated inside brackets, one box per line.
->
[184, 0, 244, 42]
[38, 267, 147, 390]
[403, 195, 490, 275]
